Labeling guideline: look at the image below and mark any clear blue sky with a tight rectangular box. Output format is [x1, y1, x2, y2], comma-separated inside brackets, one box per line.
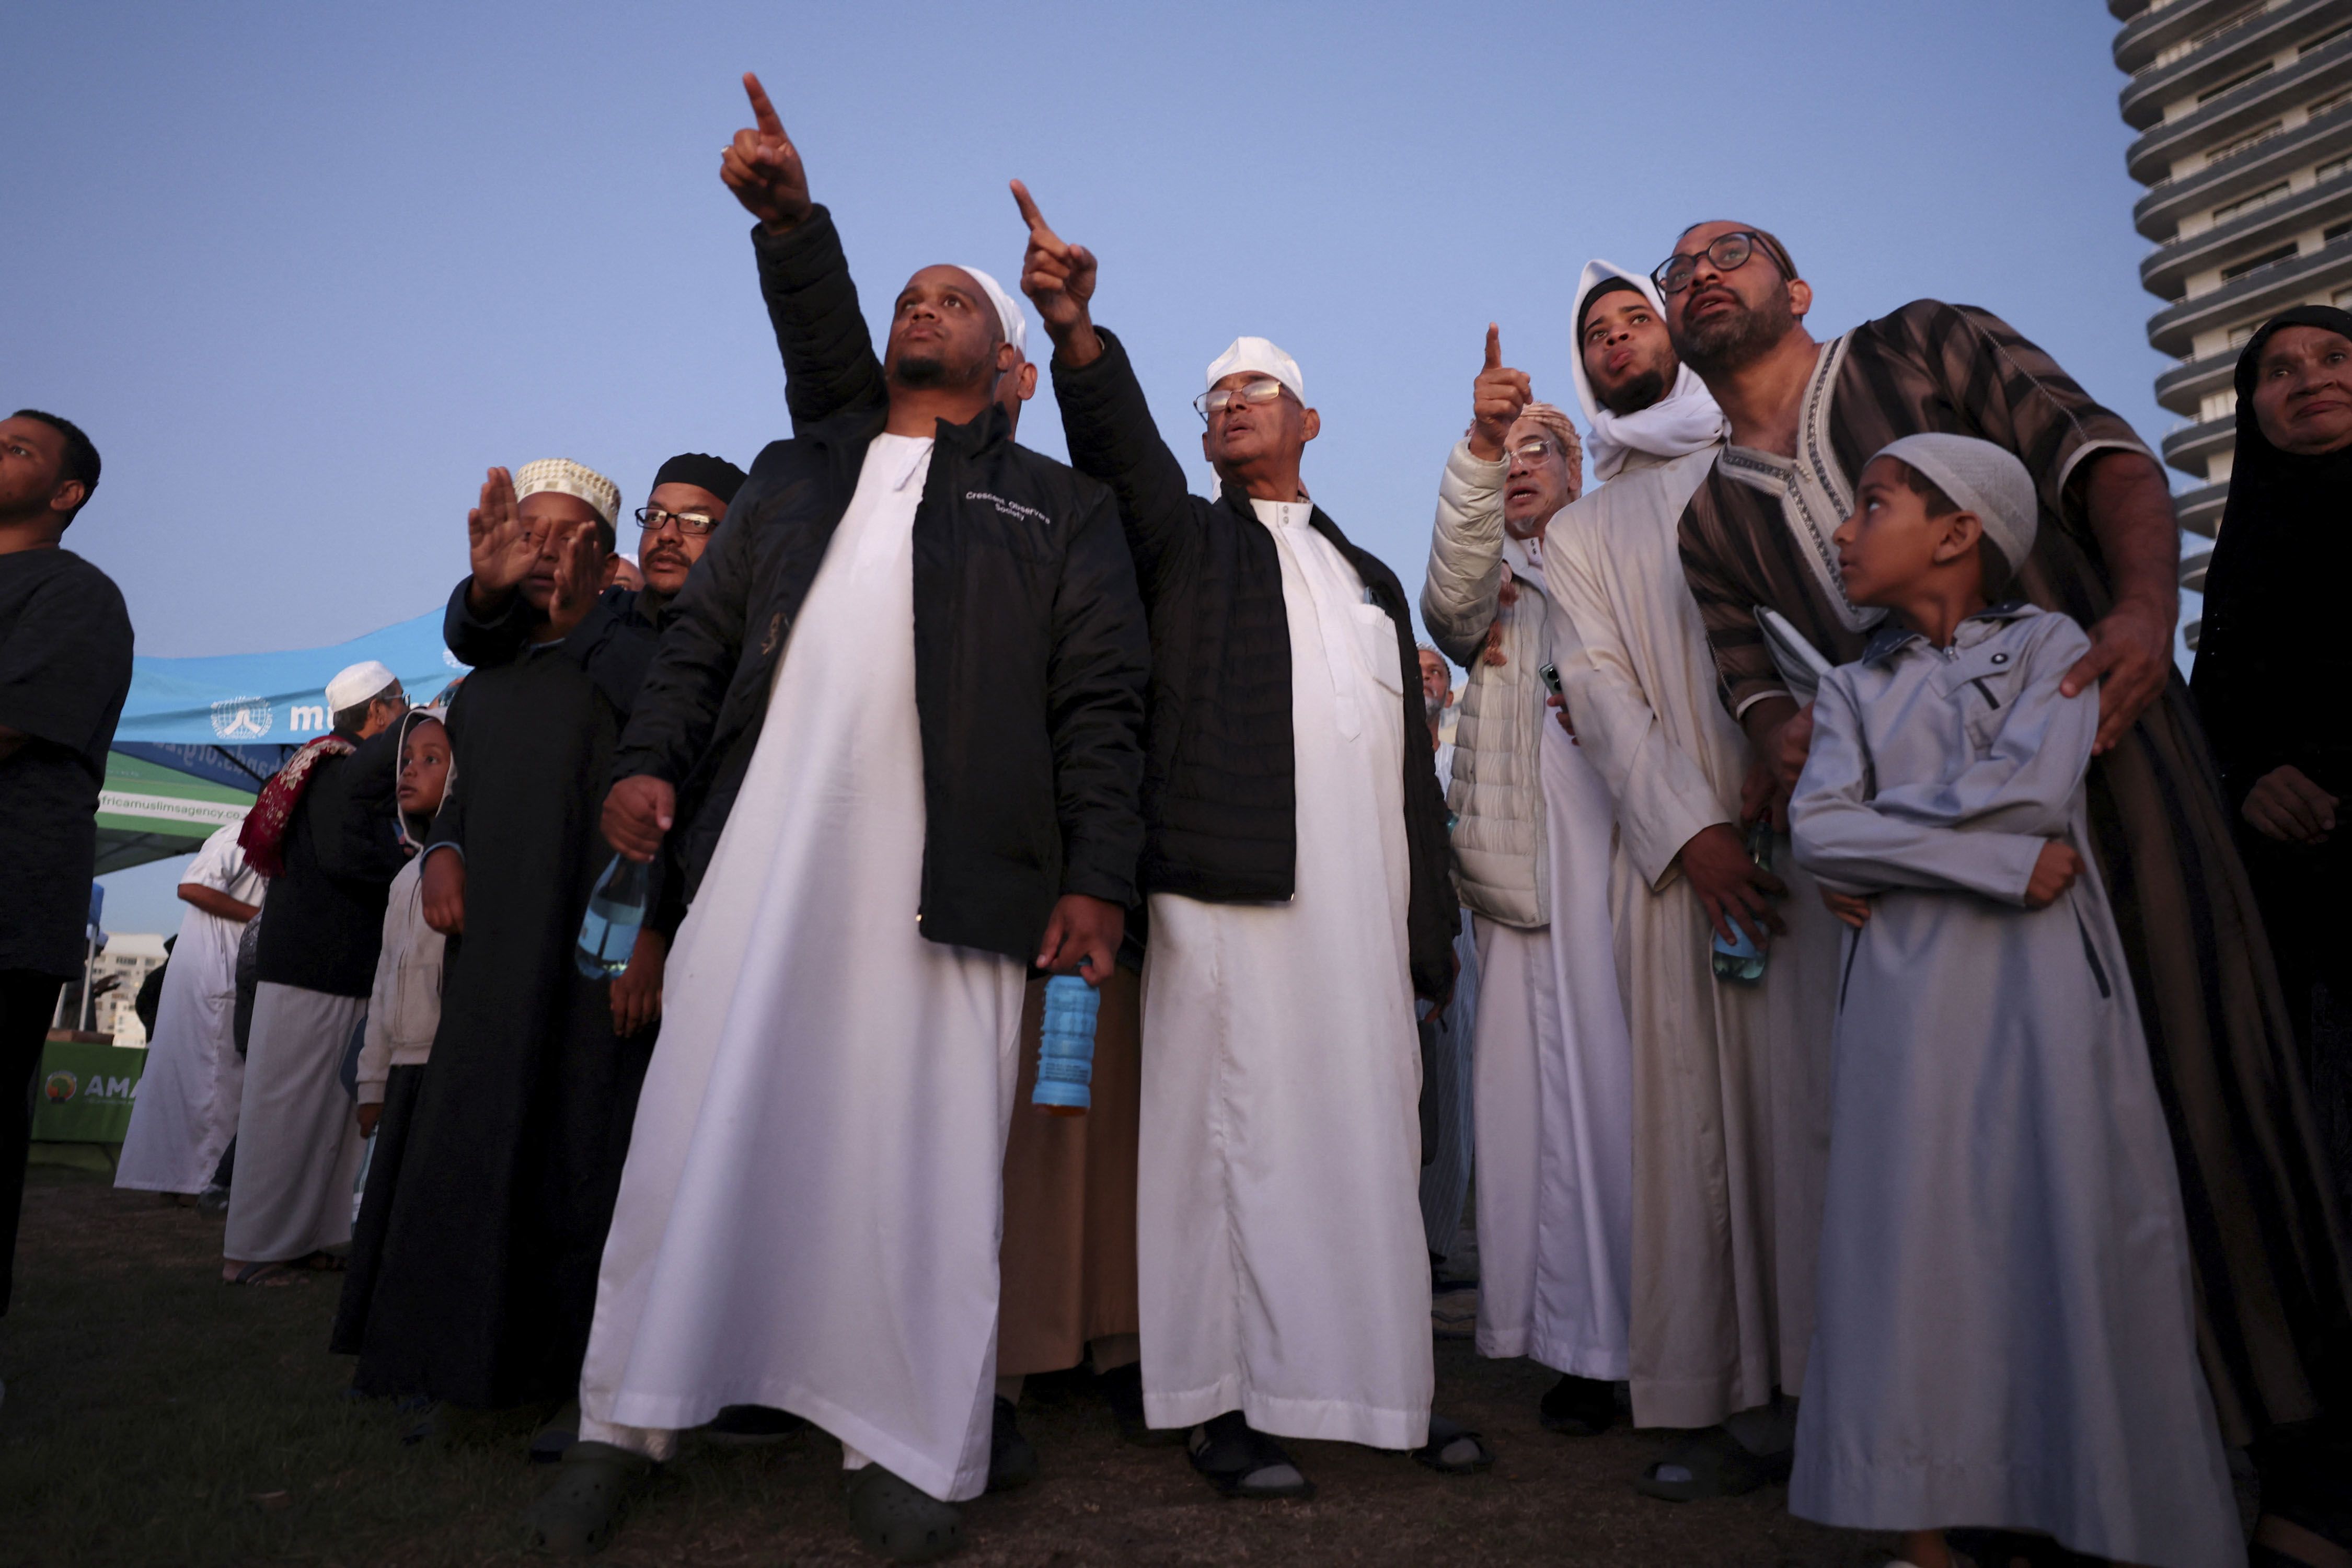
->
[5, 2, 2166, 934]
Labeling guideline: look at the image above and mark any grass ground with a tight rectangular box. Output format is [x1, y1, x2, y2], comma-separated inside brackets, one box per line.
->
[2, 1164, 1898, 1567]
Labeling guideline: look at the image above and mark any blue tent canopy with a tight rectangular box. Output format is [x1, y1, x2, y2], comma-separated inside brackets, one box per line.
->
[116, 608, 463, 747]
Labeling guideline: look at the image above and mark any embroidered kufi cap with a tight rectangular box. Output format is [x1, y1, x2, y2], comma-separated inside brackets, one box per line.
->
[513, 458, 620, 529]
[1872, 432, 2039, 574]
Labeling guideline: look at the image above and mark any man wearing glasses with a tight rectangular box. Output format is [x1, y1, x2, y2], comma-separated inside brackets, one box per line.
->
[630, 454, 746, 624]
[1660, 219, 2352, 1519]
[1419, 329, 1641, 1446]
[1016, 184, 1479, 1501]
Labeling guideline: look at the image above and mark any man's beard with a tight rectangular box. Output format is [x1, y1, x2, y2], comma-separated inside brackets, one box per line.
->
[891, 350, 959, 388]
[1597, 366, 1669, 418]
[1423, 690, 1447, 724]
[1674, 291, 1796, 379]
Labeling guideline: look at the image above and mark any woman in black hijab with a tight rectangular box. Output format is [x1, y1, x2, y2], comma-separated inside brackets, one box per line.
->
[2193, 304, 2352, 1223]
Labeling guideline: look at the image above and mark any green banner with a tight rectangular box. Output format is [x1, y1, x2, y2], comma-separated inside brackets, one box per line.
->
[31, 1038, 147, 1144]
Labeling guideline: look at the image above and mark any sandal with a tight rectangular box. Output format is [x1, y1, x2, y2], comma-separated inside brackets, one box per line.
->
[1413, 1413, 1492, 1474]
[224, 1261, 306, 1287]
[1631, 1425, 1792, 1502]
[520, 1439, 653, 1556]
[844, 1464, 963, 1563]
[1188, 1412, 1313, 1500]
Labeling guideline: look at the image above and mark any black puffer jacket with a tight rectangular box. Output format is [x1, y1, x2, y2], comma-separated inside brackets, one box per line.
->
[610, 221, 1150, 967]
[1050, 329, 1458, 999]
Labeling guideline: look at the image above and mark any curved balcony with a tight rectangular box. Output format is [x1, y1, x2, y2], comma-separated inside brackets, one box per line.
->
[2117, 0, 2273, 76]
[2174, 479, 2232, 538]
[2152, 345, 2242, 416]
[2141, 163, 2352, 299]
[2181, 547, 2215, 592]
[2162, 410, 2239, 478]
[2113, 0, 2151, 16]
[2125, 26, 2352, 186]
[2134, 96, 2352, 239]
[2147, 230, 2352, 355]
[2121, 0, 2345, 130]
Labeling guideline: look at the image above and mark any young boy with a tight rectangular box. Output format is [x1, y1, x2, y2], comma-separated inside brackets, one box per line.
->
[1785, 433, 2240, 1568]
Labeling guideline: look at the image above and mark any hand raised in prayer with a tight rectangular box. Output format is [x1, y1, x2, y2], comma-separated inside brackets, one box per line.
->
[603, 775, 675, 863]
[420, 846, 465, 936]
[1035, 892, 1123, 987]
[467, 467, 536, 613]
[1468, 324, 1532, 463]
[1010, 180, 1102, 366]
[2244, 763, 2339, 846]
[610, 928, 667, 1036]
[2023, 840, 2084, 910]
[541, 520, 606, 642]
[720, 72, 811, 233]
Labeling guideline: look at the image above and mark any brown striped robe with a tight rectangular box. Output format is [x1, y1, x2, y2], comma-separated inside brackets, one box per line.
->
[1676, 298, 2352, 1444]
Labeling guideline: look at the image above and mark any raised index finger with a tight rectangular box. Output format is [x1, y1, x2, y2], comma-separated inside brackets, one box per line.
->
[1010, 179, 1055, 240]
[1484, 322, 1501, 371]
[743, 72, 785, 137]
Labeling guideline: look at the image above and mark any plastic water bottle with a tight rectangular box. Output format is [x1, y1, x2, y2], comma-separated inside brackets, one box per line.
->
[1709, 820, 1774, 985]
[1032, 973, 1100, 1116]
[575, 854, 650, 979]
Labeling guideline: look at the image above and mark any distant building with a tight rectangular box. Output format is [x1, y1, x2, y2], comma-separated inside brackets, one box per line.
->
[84, 932, 168, 1044]
[2113, 0, 2352, 645]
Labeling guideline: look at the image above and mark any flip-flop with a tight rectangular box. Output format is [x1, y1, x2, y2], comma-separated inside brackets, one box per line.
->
[1414, 1414, 1493, 1474]
[844, 1465, 963, 1563]
[224, 1261, 306, 1287]
[1188, 1414, 1314, 1500]
[1631, 1425, 1791, 1501]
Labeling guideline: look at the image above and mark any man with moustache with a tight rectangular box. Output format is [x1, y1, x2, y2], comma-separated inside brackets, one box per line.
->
[523, 81, 1147, 1564]
[1541, 261, 1846, 1496]
[1016, 183, 1473, 1501]
[1660, 219, 2352, 1507]
[1419, 331, 1638, 1441]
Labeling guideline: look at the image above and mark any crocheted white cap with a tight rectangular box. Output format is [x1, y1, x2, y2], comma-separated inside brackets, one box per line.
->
[1872, 432, 2039, 573]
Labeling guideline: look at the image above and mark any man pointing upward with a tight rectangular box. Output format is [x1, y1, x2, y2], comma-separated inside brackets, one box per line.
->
[1014, 183, 1479, 1500]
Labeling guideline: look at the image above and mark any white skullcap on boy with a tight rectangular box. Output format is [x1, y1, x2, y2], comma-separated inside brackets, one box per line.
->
[1873, 432, 2040, 575]
[513, 458, 621, 530]
[325, 659, 400, 713]
[955, 266, 1027, 356]
[1205, 336, 1304, 403]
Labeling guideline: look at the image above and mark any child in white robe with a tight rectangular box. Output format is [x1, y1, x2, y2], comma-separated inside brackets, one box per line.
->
[1786, 433, 2241, 1568]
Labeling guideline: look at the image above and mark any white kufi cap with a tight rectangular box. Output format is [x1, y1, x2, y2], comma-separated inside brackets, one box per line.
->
[1205, 336, 1304, 403]
[326, 659, 399, 713]
[1872, 432, 2040, 574]
[955, 266, 1026, 356]
[513, 458, 621, 529]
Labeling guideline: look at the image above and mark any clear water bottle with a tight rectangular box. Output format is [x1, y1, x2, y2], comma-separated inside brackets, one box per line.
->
[576, 854, 650, 979]
[1032, 973, 1100, 1116]
[1709, 820, 1774, 985]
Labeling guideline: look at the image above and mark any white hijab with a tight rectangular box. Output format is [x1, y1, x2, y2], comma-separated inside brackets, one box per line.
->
[1568, 259, 1727, 482]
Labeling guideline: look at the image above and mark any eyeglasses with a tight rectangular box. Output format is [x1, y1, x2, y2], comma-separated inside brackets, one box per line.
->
[1650, 230, 1793, 296]
[1508, 437, 1566, 464]
[1193, 378, 1292, 422]
[636, 505, 720, 537]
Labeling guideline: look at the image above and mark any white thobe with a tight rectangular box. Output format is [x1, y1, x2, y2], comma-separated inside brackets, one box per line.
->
[1138, 498, 1432, 1451]
[577, 435, 1025, 1503]
[117, 823, 263, 1193]
[1542, 447, 1841, 1429]
[1469, 695, 1633, 1374]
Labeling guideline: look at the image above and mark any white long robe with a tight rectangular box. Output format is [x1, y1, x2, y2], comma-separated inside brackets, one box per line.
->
[577, 435, 1025, 1503]
[116, 824, 262, 1193]
[1542, 447, 1841, 1429]
[1138, 499, 1433, 1451]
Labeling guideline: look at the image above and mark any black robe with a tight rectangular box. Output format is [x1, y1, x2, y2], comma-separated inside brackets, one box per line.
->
[333, 593, 658, 1407]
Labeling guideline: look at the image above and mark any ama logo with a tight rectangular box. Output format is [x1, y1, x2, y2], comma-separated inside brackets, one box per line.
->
[211, 696, 275, 740]
[43, 1070, 77, 1103]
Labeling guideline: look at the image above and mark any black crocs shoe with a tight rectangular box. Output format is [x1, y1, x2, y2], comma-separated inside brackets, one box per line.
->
[844, 1465, 963, 1563]
[520, 1439, 654, 1556]
[988, 1394, 1039, 1491]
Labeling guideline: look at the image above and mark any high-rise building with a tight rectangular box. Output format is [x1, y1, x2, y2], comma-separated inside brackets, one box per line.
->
[2113, 0, 2352, 646]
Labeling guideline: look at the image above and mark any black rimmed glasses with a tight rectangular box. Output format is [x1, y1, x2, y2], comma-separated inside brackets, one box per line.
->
[1193, 377, 1292, 423]
[636, 505, 720, 537]
[1651, 230, 1793, 296]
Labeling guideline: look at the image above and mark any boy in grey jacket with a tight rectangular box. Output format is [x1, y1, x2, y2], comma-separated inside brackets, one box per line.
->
[1786, 433, 2237, 1568]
